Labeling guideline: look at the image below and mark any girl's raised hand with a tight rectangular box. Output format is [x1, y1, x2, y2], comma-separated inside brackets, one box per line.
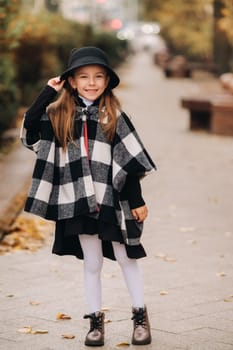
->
[47, 76, 65, 92]
[131, 205, 148, 223]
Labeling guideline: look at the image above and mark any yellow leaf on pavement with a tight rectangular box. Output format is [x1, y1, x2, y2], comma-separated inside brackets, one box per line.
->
[0, 214, 54, 254]
[155, 253, 166, 259]
[17, 327, 32, 334]
[30, 329, 48, 334]
[164, 257, 177, 262]
[155, 253, 177, 262]
[17, 327, 48, 334]
[101, 307, 110, 312]
[115, 342, 130, 347]
[160, 290, 169, 296]
[104, 319, 112, 323]
[62, 334, 75, 339]
[56, 313, 72, 320]
[216, 272, 226, 277]
[224, 295, 233, 302]
[187, 239, 197, 244]
[29, 301, 40, 306]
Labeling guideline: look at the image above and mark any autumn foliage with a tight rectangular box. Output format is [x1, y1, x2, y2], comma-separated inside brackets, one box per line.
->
[141, 0, 233, 68]
[0, 2, 128, 133]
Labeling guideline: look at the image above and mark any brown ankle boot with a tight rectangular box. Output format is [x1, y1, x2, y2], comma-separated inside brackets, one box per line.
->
[131, 306, 152, 345]
[83, 311, 105, 346]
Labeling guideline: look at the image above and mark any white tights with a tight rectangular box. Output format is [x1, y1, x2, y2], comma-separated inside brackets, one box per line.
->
[79, 234, 145, 313]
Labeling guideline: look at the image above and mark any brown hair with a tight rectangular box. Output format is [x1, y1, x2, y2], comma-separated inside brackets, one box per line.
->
[47, 84, 121, 150]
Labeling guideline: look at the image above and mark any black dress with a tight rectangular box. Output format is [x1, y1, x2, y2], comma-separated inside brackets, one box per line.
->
[24, 86, 147, 261]
[52, 175, 147, 261]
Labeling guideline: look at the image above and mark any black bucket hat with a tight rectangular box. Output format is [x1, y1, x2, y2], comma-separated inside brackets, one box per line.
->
[60, 46, 120, 89]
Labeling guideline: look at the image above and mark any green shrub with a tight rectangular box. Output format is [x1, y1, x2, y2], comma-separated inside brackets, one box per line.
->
[11, 13, 89, 105]
[0, 84, 19, 131]
[10, 12, 129, 106]
[0, 0, 21, 134]
[1, 6, 129, 133]
[0, 56, 19, 133]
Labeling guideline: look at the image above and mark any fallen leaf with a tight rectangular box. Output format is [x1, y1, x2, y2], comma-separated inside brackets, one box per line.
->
[216, 272, 226, 277]
[208, 196, 219, 203]
[187, 239, 197, 244]
[160, 291, 169, 296]
[56, 313, 72, 320]
[224, 295, 233, 302]
[17, 327, 32, 334]
[30, 329, 48, 334]
[115, 342, 130, 347]
[155, 253, 177, 262]
[164, 257, 177, 263]
[17, 327, 48, 334]
[0, 214, 54, 254]
[155, 253, 166, 259]
[29, 301, 40, 306]
[62, 334, 75, 339]
[101, 307, 110, 312]
[104, 319, 112, 323]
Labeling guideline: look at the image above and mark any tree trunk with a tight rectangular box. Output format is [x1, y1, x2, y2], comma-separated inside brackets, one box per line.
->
[213, 0, 232, 74]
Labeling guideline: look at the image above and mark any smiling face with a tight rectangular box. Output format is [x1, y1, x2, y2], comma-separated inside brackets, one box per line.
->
[68, 64, 109, 101]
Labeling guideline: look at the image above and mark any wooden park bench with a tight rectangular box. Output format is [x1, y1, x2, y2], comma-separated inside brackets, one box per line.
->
[155, 52, 217, 78]
[181, 73, 233, 136]
[164, 55, 191, 78]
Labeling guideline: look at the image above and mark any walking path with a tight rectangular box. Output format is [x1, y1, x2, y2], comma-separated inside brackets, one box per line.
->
[0, 52, 233, 350]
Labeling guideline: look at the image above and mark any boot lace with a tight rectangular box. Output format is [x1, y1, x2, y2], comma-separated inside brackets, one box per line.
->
[131, 308, 146, 328]
[84, 313, 103, 331]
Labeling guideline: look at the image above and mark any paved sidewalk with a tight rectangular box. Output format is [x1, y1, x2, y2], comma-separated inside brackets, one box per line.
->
[0, 137, 35, 234]
[0, 52, 233, 350]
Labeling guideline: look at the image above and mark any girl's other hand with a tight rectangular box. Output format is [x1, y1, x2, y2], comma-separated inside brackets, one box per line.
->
[131, 205, 148, 222]
[47, 77, 65, 92]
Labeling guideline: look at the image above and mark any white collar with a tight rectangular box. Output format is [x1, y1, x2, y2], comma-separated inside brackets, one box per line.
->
[79, 95, 93, 107]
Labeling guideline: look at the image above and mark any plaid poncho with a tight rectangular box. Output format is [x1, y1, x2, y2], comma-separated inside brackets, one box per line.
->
[20, 106, 155, 245]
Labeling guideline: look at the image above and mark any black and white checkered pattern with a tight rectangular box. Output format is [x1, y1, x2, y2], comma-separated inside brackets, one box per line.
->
[20, 106, 155, 245]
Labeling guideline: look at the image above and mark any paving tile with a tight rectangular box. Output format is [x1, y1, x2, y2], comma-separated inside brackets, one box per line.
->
[188, 343, 233, 350]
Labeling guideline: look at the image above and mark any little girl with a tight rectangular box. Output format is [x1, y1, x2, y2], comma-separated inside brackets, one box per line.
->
[21, 47, 155, 346]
